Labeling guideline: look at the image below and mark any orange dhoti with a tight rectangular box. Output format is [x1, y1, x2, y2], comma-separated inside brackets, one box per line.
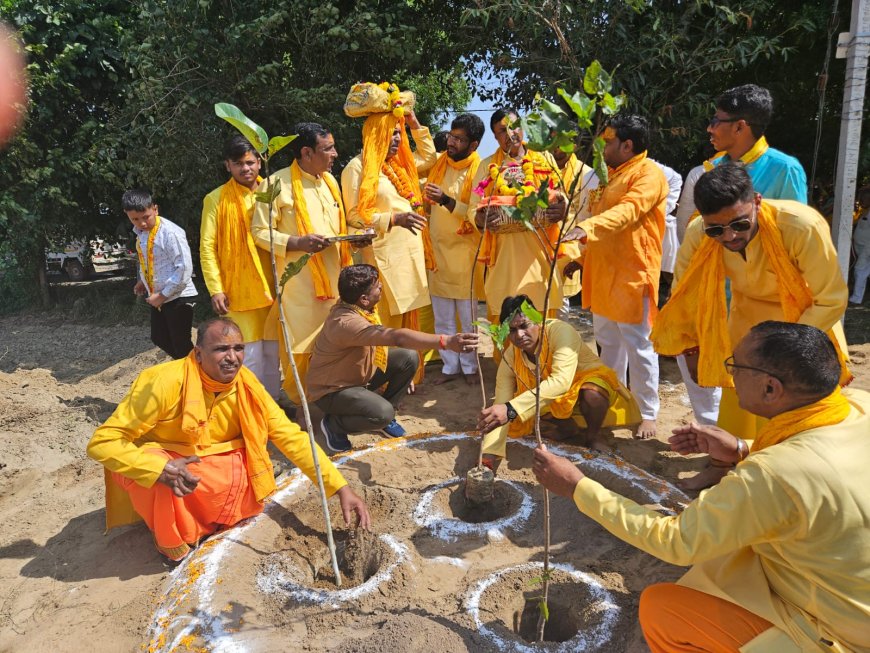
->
[639, 583, 773, 652]
[112, 448, 262, 560]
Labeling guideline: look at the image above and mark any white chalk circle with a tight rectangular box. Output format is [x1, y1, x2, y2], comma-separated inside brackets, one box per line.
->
[257, 533, 409, 609]
[466, 561, 621, 653]
[413, 476, 534, 542]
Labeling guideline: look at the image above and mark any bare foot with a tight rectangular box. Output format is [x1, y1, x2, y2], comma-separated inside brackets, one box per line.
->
[407, 381, 416, 395]
[677, 462, 733, 491]
[464, 373, 480, 385]
[586, 435, 613, 453]
[634, 419, 657, 440]
[433, 372, 461, 386]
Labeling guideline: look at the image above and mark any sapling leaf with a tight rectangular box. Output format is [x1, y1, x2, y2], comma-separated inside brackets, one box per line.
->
[593, 136, 609, 186]
[583, 60, 612, 97]
[520, 300, 543, 324]
[214, 103, 268, 153]
[279, 253, 312, 288]
[268, 134, 297, 157]
[557, 88, 595, 129]
[254, 178, 282, 205]
[539, 598, 550, 622]
[495, 320, 510, 350]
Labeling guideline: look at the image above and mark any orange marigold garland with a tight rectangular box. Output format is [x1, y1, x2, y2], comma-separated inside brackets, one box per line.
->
[382, 159, 423, 210]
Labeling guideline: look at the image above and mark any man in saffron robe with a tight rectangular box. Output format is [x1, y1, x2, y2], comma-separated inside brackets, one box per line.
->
[87, 317, 371, 561]
[477, 295, 640, 467]
[534, 322, 869, 652]
[421, 112, 485, 385]
[251, 123, 365, 405]
[564, 114, 668, 439]
[201, 135, 279, 398]
[652, 163, 849, 489]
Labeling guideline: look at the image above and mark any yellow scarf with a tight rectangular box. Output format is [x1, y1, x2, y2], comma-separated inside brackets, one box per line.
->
[136, 215, 161, 294]
[559, 153, 581, 194]
[357, 113, 436, 271]
[425, 150, 481, 234]
[180, 351, 276, 502]
[751, 387, 851, 452]
[347, 303, 388, 372]
[703, 135, 769, 172]
[290, 161, 353, 299]
[478, 148, 562, 268]
[651, 201, 852, 387]
[507, 321, 621, 437]
[215, 178, 273, 312]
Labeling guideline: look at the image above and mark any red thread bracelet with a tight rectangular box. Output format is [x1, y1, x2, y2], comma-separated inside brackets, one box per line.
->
[439, 334, 446, 350]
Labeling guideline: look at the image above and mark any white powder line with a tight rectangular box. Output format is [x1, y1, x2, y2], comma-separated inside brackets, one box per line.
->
[413, 477, 534, 541]
[465, 561, 621, 653]
[257, 534, 409, 608]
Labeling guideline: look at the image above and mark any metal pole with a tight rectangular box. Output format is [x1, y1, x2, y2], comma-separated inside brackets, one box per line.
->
[832, 0, 870, 283]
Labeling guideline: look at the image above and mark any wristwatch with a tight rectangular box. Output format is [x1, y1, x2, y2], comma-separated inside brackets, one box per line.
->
[505, 402, 518, 422]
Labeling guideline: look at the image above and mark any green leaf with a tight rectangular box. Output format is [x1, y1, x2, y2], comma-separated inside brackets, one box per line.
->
[539, 598, 549, 622]
[254, 178, 282, 204]
[520, 299, 543, 325]
[495, 320, 510, 350]
[583, 60, 612, 97]
[268, 134, 297, 157]
[519, 114, 552, 151]
[279, 253, 312, 288]
[556, 88, 595, 129]
[593, 136, 609, 187]
[214, 102, 268, 154]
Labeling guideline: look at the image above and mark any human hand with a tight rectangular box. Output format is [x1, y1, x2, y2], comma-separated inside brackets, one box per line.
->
[392, 212, 427, 235]
[532, 444, 585, 497]
[292, 234, 330, 254]
[669, 422, 742, 463]
[211, 292, 230, 315]
[563, 226, 587, 243]
[133, 280, 147, 296]
[475, 206, 501, 230]
[423, 183, 444, 204]
[405, 109, 421, 130]
[157, 455, 202, 497]
[544, 192, 568, 223]
[477, 404, 509, 434]
[447, 332, 479, 353]
[336, 486, 372, 530]
[563, 261, 582, 280]
[146, 292, 166, 308]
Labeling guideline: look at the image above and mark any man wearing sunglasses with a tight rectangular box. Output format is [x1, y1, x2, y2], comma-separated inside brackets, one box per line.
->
[651, 163, 850, 489]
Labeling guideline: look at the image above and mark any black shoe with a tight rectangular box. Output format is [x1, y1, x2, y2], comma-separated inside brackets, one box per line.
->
[320, 417, 352, 453]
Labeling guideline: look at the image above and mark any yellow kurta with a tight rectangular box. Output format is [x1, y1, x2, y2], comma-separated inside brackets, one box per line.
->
[342, 127, 437, 324]
[427, 162, 481, 299]
[87, 358, 347, 530]
[571, 389, 870, 652]
[468, 149, 564, 319]
[482, 320, 640, 457]
[677, 199, 849, 435]
[200, 184, 274, 342]
[580, 152, 668, 324]
[558, 154, 596, 298]
[251, 166, 344, 353]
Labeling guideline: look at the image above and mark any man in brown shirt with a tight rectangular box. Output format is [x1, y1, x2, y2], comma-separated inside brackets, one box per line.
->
[307, 264, 478, 452]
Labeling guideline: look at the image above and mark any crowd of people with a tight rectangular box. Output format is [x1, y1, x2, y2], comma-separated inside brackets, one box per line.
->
[86, 81, 869, 651]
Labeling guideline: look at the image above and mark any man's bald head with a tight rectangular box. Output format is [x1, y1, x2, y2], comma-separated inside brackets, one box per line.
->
[196, 317, 243, 348]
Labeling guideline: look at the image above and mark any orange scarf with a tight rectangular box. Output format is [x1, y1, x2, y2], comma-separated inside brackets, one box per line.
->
[180, 351, 275, 502]
[751, 387, 851, 452]
[425, 150, 481, 235]
[651, 202, 852, 387]
[290, 161, 352, 299]
[215, 178, 273, 312]
[507, 321, 621, 436]
[477, 148, 561, 268]
[136, 215, 161, 294]
[357, 113, 436, 270]
[346, 304, 388, 372]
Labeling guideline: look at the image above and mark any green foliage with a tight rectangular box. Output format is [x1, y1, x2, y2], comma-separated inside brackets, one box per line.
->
[519, 299, 542, 325]
[214, 102, 268, 153]
[473, 319, 510, 352]
[279, 254, 312, 289]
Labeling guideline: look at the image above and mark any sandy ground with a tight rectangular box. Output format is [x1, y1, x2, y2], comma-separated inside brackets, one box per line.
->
[1, 307, 868, 653]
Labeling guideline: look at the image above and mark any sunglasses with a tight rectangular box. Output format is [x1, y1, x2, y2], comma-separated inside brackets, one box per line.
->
[703, 216, 753, 238]
[708, 116, 741, 128]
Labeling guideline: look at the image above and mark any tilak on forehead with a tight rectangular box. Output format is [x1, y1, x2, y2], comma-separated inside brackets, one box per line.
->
[602, 126, 617, 141]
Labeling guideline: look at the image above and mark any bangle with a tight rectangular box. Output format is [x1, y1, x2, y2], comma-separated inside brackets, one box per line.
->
[439, 334, 446, 350]
[736, 438, 748, 461]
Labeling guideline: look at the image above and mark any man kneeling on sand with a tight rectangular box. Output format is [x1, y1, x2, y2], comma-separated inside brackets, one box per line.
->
[306, 264, 479, 452]
[477, 295, 640, 473]
[88, 317, 370, 561]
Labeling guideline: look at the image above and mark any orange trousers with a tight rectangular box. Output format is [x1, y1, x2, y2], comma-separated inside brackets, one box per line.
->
[640, 583, 774, 652]
[113, 449, 262, 560]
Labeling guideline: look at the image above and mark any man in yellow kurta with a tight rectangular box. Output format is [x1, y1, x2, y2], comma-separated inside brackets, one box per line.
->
[251, 123, 360, 405]
[652, 163, 849, 489]
[468, 108, 567, 323]
[420, 112, 484, 384]
[534, 321, 869, 653]
[87, 317, 370, 561]
[200, 135, 279, 397]
[478, 295, 640, 467]
[341, 83, 437, 331]
[565, 114, 668, 440]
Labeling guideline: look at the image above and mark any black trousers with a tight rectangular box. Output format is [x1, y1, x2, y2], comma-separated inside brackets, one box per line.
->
[151, 297, 194, 359]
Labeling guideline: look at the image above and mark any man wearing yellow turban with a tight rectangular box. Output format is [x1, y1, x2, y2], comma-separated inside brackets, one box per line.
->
[341, 82, 437, 343]
[252, 123, 363, 406]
